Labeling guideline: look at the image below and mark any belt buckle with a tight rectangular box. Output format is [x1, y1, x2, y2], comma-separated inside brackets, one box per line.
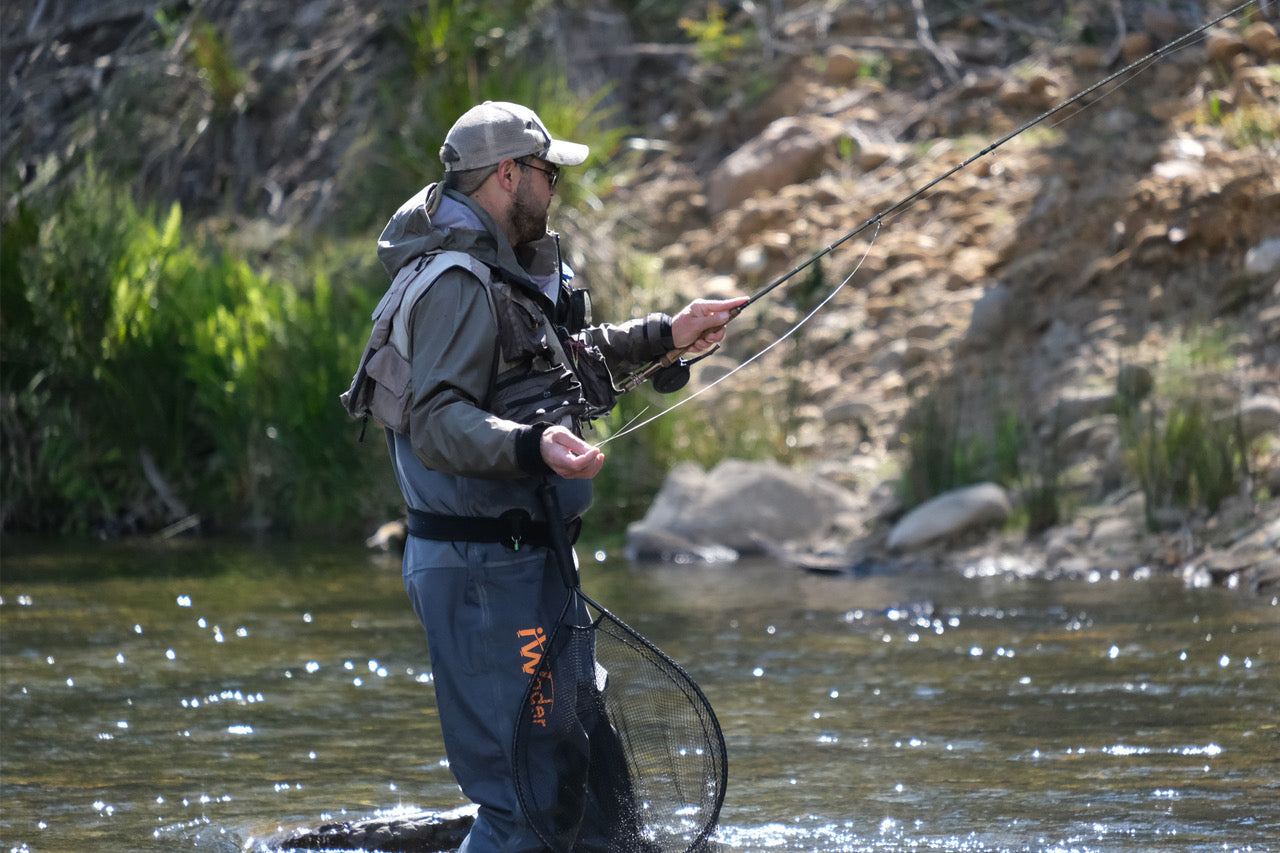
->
[498, 508, 532, 551]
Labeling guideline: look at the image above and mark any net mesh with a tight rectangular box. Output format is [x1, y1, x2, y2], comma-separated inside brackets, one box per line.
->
[513, 595, 727, 853]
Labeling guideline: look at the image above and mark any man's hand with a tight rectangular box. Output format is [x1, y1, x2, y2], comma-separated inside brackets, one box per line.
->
[540, 425, 605, 479]
[671, 296, 749, 354]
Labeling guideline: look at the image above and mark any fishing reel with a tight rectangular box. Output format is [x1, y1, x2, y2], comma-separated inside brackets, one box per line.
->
[649, 347, 719, 394]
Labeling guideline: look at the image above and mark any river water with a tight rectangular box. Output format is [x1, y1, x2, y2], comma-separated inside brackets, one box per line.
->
[1, 538, 1277, 852]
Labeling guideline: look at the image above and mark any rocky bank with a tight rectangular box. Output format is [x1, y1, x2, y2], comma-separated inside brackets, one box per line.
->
[594, 2, 1280, 594]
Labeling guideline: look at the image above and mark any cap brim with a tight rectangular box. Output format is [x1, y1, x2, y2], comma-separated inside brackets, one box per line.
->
[545, 139, 590, 166]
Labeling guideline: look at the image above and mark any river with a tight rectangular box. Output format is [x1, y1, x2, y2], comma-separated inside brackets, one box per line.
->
[1, 537, 1276, 852]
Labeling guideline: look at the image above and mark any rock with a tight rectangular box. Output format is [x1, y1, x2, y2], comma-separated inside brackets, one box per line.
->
[1254, 560, 1280, 595]
[858, 144, 895, 171]
[964, 284, 1013, 348]
[1043, 525, 1084, 565]
[1091, 516, 1140, 551]
[735, 243, 769, 276]
[1120, 33, 1153, 65]
[1207, 31, 1248, 66]
[1042, 387, 1115, 433]
[706, 116, 844, 214]
[1141, 8, 1186, 43]
[1162, 137, 1206, 160]
[823, 399, 875, 427]
[1245, 237, 1280, 276]
[1151, 158, 1205, 181]
[1037, 320, 1083, 366]
[1116, 363, 1154, 405]
[886, 483, 1011, 551]
[1243, 21, 1280, 57]
[1057, 414, 1119, 457]
[626, 459, 861, 558]
[623, 526, 739, 564]
[753, 534, 860, 574]
[269, 805, 478, 852]
[1184, 549, 1265, 590]
[1236, 395, 1280, 442]
[822, 46, 864, 84]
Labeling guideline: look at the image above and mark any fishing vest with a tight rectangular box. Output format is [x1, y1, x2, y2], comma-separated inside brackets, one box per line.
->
[340, 251, 616, 437]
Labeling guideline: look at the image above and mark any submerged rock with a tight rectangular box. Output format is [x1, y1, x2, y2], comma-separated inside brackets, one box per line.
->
[268, 805, 477, 852]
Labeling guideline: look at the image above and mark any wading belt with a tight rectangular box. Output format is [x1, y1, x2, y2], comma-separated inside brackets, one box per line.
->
[406, 508, 581, 552]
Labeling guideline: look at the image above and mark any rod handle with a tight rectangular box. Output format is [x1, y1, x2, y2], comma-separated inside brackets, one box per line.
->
[620, 305, 743, 393]
[536, 481, 580, 591]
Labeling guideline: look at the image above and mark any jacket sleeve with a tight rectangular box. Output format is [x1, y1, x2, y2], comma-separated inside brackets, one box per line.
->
[406, 268, 550, 479]
[579, 312, 674, 373]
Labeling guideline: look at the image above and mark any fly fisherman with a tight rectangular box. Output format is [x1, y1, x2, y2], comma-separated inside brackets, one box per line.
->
[342, 101, 744, 852]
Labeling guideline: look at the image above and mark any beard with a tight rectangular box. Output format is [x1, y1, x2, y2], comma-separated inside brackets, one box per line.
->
[510, 178, 550, 246]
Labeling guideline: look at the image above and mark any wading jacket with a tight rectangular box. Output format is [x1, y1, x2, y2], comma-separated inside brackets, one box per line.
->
[344, 185, 674, 522]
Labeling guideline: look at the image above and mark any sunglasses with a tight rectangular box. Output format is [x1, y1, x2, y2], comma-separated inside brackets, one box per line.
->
[517, 159, 560, 189]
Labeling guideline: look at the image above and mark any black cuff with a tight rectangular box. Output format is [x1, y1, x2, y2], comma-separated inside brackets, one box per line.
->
[515, 422, 555, 477]
[642, 312, 675, 356]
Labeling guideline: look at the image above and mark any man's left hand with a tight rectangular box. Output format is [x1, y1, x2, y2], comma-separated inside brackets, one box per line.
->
[540, 425, 605, 479]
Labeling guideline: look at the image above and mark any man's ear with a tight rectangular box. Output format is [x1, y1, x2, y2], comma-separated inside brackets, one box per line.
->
[494, 158, 520, 192]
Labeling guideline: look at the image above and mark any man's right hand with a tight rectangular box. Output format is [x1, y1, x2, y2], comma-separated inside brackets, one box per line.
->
[540, 425, 605, 479]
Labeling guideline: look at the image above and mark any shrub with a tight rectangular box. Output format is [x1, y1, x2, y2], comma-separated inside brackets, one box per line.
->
[1, 166, 392, 536]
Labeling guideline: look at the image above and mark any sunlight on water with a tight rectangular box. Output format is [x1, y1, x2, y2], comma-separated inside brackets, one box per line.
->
[1, 544, 1276, 852]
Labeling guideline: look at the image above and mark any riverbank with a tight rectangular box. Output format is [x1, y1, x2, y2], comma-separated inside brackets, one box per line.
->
[590, 2, 1279, 594]
[3, 1, 1276, 550]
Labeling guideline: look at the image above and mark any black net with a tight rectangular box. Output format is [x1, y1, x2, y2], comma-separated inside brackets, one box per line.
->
[513, 593, 727, 853]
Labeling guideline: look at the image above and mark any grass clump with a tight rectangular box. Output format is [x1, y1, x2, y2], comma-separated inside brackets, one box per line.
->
[1118, 329, 1253, 529]
[897, 378, 1064, 535]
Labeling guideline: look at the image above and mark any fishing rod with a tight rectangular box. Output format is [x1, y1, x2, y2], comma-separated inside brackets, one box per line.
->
[616, 0, 1263, 396]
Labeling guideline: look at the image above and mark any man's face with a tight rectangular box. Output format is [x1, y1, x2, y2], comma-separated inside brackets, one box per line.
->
[509, 158, 556, 246]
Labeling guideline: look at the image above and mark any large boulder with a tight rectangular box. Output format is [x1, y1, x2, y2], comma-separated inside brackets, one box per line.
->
[706, 116, 845, 214]
[625, 459, 861, 561]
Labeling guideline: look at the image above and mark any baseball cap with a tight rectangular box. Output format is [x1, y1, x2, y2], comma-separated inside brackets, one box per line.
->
[439, 101, 590, 172]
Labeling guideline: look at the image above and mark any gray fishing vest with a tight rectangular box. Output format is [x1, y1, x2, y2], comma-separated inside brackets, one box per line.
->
[340, 251, 615, 436]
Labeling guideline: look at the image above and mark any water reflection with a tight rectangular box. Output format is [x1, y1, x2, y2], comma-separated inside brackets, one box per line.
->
[1, 542, 1277, 852]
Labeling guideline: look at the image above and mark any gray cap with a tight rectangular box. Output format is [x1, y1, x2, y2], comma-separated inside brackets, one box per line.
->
[439, 101, 590, 172]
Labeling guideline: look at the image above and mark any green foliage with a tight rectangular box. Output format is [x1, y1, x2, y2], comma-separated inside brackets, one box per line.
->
[899, 389, 1024, 507]
[337, 0, 629, 232]
[1118, 330, 1250, 527]
[679, 3, 750, 64]
[851, 51, 890, 83]
[625, 0, 716, 41]
[897, 383, 1063, 533]
[188, 17, 246, 113]
[1, 166, 392, 536]
[1122, 397, 1243, 527]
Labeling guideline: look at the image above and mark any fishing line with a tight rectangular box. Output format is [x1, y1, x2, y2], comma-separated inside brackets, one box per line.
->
[605, 403, 652, 440]
[599, 220, 882, 446]
[607, 0, 1261, 435]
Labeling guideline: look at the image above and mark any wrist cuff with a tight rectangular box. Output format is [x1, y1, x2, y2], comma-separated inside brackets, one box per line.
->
[643, 312, 675, 356]
[516, 422, 555, 477]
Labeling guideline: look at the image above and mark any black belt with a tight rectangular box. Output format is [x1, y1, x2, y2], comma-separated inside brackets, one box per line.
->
[406, 508, 581, 551]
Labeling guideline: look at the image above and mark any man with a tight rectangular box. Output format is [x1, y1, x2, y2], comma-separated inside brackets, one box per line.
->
[342, 101, 744, 851]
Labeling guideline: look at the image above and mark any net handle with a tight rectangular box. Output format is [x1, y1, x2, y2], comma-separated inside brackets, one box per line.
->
[536, 480, 581, 591]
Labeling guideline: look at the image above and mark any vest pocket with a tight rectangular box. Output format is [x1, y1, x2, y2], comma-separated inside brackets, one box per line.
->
[365, 345, 413, 434]
[493, 364, 587, 424]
